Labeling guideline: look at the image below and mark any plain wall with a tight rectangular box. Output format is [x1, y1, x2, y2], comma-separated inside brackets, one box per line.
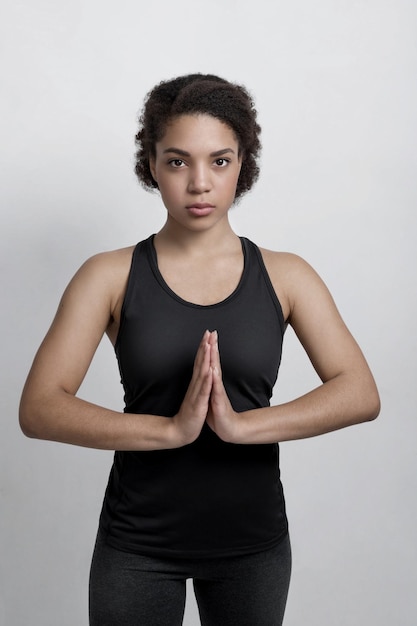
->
[1, 1, 416, 624]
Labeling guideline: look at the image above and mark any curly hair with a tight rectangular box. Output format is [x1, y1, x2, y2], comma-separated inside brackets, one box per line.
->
[134, 74, 261, 200]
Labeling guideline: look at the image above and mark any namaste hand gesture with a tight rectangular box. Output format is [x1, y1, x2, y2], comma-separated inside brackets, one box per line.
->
[172, 331, 239, 446]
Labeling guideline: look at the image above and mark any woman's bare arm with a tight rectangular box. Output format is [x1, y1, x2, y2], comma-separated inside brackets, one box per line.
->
[206, 252, 380, 444]
[19, 251, 211, 450]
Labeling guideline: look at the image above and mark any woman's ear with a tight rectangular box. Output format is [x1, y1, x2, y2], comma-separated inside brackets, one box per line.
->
[238, 156, 243, 176]
[149, 157, 157, 183]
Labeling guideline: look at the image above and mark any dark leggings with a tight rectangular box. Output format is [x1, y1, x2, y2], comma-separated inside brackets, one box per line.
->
[89, 531, 291, 625]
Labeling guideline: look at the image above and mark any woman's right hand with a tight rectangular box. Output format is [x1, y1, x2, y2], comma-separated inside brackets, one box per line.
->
[171, 330, 213, 446]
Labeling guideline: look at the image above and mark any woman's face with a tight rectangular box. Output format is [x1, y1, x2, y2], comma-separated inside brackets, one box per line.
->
[149, 114, 242, 232]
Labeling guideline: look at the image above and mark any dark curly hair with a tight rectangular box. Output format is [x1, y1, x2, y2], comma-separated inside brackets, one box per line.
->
[134, 74, 261, 200]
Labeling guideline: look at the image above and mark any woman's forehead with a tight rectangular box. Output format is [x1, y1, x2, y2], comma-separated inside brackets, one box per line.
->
[157, 114, 238, 151]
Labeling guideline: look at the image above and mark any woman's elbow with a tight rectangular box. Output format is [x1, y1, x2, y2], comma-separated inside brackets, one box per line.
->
[362, 383, 381, 422]
[19, 394, 47, 440]
[19, 403, 39, 439]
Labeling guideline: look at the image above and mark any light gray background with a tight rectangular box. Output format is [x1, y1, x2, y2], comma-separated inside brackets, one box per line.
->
[1, 1, 416, 624]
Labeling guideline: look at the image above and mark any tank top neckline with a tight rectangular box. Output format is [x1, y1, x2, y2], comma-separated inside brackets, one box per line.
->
[147, 234, 249, 310]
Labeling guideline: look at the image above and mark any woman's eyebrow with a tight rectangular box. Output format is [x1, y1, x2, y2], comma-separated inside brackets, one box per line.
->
[163, 147, 190, 156]
[210, 148, 236, 157]
[162, 147, 236, 157]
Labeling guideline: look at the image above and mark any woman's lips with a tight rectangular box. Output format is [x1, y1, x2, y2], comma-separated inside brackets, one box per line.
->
[186, 203, 215, 216]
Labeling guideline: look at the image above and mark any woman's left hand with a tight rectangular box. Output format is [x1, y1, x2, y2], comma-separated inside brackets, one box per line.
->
[206, 331, 240, 443]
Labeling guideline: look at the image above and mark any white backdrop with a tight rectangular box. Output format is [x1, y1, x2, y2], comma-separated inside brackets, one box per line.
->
[1, 1, 416, 624]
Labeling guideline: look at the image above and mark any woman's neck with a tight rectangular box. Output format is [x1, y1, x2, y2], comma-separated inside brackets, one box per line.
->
[155, 216, 240, 258]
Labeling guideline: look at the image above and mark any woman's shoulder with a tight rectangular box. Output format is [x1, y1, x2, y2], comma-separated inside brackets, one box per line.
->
[258, 245, 318, 284]
[258, 245, 321, 281]
[72, 244, 136, 289]
[258, 246, 300, 264]
[82, 244, 137, 271]
[71, 245, 138, 340]
[66, 244, 137, 312]
[257, 246, 324, 322]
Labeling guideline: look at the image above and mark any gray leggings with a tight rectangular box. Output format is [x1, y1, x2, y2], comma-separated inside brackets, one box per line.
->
[89, 531, 291, 625]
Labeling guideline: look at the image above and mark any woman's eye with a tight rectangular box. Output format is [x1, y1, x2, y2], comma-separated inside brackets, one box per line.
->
[169, 159, 185, 168]
[215, 158, 230, 167]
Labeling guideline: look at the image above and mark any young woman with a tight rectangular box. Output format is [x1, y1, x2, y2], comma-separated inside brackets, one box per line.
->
[19, 74, 380, 625]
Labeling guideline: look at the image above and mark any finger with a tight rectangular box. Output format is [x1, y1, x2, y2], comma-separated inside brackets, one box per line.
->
[180, 363, 212, 421]
[188, 339, 212, 402]
[209, 330, 222, 376]
[186, 371, 212, 407]
[210, 363, 225, 404]
[192, 330, 211, 375]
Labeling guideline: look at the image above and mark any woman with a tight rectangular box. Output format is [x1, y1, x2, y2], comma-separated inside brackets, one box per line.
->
[19, 74, 380, 625]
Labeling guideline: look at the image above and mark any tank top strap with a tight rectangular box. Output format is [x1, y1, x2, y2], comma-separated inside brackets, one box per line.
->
[240, 237, 285, 334]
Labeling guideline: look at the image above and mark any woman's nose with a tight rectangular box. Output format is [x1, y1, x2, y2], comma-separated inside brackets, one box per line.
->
[187, 165, 212, 194]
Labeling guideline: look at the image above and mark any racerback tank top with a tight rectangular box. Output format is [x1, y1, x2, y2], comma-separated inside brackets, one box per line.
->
[99, 235, 288, 557]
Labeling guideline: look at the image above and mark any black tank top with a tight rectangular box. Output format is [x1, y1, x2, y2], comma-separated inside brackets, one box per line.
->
[99, 235, 288, 557]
